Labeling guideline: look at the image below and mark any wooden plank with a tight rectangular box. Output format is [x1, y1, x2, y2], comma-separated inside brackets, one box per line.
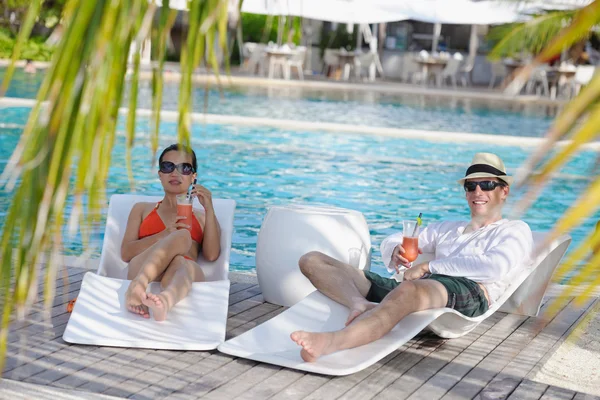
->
[77, 350, 205, 394]
[229, 283, 255, 295]
[374, 312, 504, 400]
[508, 379, 549, 400]
[228, 294, 265, 317]
[226, 307, 286, 339]
[226, 303, 281, 332]
[234, 368, 306, 400]
[540, 386, 576, 400]
[200, 363, 283, 399]
[476, 298, 597, 400]
[337, 333, 446, 400]
[43, 348, 147, 389]
[228, 285, 261, 305]
[100, 349, 195, 399]
[388, 310, 523, 400]
[573, 393, 600, 400]
[4, 342, 99, 380]
[304, 336, 434, 400]
[439, 301, 575, 400]
[162, 355, 253, 400]
[269, 374, 331, 400]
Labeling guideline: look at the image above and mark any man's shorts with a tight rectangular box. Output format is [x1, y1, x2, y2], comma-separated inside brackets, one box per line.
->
[363, 271, 489, 318]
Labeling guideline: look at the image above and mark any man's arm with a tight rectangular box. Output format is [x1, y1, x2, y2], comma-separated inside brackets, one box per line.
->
[428, 221, 533, 281]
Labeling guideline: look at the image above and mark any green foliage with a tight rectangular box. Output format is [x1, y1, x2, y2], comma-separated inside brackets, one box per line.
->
[487, 11, 576, 60]
[240, 13, 301, 45]
[318, 23, 357, 58]
[0, 27, 53, 61]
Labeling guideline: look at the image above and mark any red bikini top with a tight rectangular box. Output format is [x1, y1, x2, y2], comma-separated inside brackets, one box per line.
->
[138, 202, 203, 243]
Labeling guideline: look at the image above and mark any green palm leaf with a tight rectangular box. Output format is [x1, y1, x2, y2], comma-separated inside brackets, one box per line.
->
[488, 11, 575, 61]
[0, 0, 229, 372]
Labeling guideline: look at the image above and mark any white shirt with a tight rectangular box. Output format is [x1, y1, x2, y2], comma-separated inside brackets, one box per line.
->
[380, 219, 534, 304]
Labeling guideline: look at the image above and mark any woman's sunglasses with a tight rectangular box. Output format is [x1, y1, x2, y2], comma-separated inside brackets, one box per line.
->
[464, 180, 506, 192]
[159, 161, 195, 175]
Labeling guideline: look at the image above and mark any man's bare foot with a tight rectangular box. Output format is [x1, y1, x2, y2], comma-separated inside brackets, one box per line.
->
[290, 331, 336, 362]
[125, 279, 149, 318]
[346, 301, 377, 326]
[142, 293, 170, 321]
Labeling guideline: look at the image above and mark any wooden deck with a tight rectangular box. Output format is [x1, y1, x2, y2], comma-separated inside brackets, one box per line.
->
[3, 266, 599, 400]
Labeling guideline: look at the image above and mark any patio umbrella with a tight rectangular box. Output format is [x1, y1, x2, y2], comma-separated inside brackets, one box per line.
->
[240, 0, 409, 24]
[375, 0, 526, 53]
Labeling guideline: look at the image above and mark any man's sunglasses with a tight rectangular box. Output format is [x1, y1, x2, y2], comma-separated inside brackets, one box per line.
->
[464, 180, 506, 192]
[159, 161, 195, 175]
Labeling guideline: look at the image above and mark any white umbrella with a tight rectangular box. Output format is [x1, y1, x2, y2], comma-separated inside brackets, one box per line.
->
[519, 0, 592, 12]
[374, 0, 525, 25]
[241, 0, 409, 24]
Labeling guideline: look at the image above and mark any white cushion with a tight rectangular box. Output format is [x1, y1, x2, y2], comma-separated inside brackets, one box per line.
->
[63, 273, 229, 350]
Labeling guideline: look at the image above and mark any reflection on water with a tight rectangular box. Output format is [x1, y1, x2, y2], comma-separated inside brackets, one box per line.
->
[0, 68, 560, 137]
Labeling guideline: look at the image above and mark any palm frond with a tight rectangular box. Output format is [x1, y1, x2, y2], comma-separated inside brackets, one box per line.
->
[0, 0, 229, 373]
[488, 11, 575, 61]
[509, 0, 600, 318]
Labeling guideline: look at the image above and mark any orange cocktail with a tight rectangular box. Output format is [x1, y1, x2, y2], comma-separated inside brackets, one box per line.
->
[402, 219, 421, 263]
[402, 236, 419, 262]
[176, 195, 193, 231]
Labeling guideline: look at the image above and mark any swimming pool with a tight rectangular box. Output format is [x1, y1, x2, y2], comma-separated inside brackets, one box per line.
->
[0, 105, 597, 277]
[1, 68, 558, 137]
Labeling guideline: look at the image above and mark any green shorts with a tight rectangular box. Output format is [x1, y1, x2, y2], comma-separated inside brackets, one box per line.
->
[363, 271, 489, 318]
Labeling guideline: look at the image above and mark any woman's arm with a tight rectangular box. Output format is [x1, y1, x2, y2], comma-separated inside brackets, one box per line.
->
[120, 203, 170, 262]
[198, 207, 221, 262]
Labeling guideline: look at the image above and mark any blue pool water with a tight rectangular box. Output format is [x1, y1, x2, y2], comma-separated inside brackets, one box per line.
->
[0, 105, 597, 277]
[0, 69, 558, 137]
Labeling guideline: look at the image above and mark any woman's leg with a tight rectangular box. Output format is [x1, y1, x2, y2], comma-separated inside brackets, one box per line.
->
[125, 230, 192, 317]
[142, 256, 205, 321]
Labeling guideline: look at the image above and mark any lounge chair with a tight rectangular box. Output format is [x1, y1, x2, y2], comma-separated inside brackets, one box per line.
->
[63, 194, 236, 350]
[217, 232, 570, 375]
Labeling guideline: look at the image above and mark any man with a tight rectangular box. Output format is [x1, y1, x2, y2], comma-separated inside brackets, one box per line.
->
[291, 152, 533, 362]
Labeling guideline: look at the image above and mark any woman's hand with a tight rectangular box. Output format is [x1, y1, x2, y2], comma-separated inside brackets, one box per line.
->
[166, 216, 190, 233]
[391, 245, 422, 272]
[403, 262, 430, 281]
[190, 183, 214, 211]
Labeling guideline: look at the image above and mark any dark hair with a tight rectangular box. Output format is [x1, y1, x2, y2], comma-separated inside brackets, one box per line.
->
[158, 144, 197, 172]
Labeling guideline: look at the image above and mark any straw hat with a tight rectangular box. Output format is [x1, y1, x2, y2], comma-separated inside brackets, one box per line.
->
[457, 152, 513, 186]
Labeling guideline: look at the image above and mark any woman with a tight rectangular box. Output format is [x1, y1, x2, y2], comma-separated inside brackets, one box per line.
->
[121, 144, 221, 321]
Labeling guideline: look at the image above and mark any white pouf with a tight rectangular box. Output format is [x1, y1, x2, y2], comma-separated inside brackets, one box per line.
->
[255, 205, 371, 307]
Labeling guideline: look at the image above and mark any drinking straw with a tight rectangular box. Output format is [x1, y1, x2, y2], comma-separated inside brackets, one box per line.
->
[411, 213, 423, 236]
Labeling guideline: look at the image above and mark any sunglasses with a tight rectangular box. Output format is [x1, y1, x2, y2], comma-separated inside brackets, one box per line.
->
[464, 180, 506, 192]
[159, 161, 195, 175]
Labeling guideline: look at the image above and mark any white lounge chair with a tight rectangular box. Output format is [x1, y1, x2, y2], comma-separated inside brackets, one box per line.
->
[489, 62, 507, 89]
[285, 47, 306, 80]
[218, 232, 571, 376]
[63, 194, 236, 350]
[568, 65, 596, 97]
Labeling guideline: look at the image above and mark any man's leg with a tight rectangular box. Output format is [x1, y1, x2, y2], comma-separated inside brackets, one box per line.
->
[299, 251, 374, 324]
[125, 230, 192, 317]
[142, 256, 205, 321]
[291, 279, 448, 362]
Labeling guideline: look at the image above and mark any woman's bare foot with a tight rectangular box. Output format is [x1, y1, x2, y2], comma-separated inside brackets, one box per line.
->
[346, 301, 378, 326]
[142, 293, 170, 321]
[125, 279, 149, 318]
[290, 331, 336, 362]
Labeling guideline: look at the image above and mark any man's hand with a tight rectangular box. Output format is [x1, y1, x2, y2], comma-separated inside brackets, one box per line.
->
[391, 244, 422, 272]
[403, 262, 430, 281]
